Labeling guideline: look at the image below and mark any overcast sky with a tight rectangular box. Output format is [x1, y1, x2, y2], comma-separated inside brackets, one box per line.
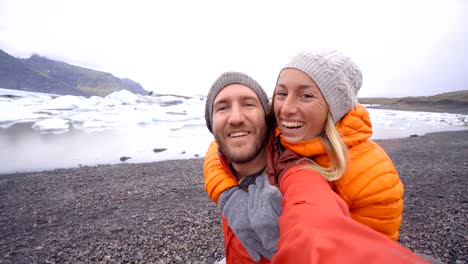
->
[0, 0, 466, 98]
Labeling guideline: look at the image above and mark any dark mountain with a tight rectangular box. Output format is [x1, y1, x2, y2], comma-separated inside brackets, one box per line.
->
[0, 49, 83, 96]
[0, 49, 148, 97]
[358, 90, 468, 114]
[358, 90, 468, 105]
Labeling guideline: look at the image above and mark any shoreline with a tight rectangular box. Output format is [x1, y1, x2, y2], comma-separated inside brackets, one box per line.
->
[0, 131, 467, 263]
[366, 103, 468, 115]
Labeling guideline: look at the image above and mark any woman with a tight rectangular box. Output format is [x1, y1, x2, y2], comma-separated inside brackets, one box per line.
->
[205, 51, 414, 263]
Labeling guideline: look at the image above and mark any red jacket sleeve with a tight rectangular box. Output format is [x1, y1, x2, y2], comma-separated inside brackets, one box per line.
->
[273, 165, 428, 264]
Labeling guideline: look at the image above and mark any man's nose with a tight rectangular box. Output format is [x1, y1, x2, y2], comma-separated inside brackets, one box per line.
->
[227, 104, 245, 125]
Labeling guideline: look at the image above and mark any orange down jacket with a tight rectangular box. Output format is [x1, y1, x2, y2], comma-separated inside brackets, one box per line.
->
[203, 104, 404, 241]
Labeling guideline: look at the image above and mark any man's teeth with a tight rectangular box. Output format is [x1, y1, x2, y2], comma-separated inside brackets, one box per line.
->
[230, 132, 248, 138]
[282, 121, 304, 128]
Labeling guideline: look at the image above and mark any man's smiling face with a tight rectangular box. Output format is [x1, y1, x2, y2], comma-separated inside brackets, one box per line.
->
[212, 84, 267, 164]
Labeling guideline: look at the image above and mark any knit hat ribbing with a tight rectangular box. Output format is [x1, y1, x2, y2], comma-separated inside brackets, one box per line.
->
[205, 72, 270, 133]
[283, 50, 363, 123]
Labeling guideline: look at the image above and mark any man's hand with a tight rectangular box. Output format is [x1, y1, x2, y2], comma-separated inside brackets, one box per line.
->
[248, 175, 282, 258]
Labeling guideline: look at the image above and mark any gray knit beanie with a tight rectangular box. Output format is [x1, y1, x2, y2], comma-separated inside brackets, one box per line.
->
[205, 72, 270, 133]
[282, 50, 363, 123]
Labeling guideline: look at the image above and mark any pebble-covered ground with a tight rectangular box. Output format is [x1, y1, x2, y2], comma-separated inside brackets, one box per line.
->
[1, 130, 467, 263]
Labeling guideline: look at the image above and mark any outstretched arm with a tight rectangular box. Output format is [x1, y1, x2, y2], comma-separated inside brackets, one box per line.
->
[273, 165, 428, 264]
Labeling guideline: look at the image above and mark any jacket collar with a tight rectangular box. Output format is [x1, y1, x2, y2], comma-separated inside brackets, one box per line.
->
[277, 104, 373, 157]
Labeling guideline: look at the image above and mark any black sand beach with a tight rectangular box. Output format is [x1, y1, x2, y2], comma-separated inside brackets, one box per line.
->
[1, 130, 467, 263]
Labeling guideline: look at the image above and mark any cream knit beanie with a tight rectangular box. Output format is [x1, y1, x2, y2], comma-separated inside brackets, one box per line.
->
[283, 50, 363, 123]
[205, 72, 270, 133]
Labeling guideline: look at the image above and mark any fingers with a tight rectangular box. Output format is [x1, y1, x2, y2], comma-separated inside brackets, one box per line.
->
[245, 247, 261, 262]
[243, 237, 264, 262]
[248, 181, 257, 193]
[255, 174, 265, 186]
[263, 174, 271, 188]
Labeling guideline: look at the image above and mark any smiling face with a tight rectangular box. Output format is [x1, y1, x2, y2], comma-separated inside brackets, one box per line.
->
[274, 68, 329, 143]
[212, 84, 267, 164]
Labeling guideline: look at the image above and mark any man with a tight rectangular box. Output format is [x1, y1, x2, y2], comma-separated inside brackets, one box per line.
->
[204, 72, 280, 263]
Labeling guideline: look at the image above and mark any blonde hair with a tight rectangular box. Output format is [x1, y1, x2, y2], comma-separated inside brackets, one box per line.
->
[302, 112, 348, 181]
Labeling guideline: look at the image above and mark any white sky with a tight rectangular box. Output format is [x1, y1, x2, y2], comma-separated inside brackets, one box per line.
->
[0, 0, 466, 98]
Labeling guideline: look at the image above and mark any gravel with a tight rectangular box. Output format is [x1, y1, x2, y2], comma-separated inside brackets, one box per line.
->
[1, 130, 467, 263]
[376, 130, 468, 264]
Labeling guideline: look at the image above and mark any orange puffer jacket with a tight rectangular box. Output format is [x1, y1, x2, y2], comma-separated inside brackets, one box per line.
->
[203, 104, 404, 241]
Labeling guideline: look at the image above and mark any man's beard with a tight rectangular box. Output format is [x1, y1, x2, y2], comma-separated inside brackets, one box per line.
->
[214, 126, 267, 164]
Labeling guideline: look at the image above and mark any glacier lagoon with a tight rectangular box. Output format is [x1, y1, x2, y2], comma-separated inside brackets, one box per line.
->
[1, 88, 467, 174]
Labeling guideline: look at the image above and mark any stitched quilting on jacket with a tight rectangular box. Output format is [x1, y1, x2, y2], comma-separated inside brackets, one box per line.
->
[277, 104, 404, 241]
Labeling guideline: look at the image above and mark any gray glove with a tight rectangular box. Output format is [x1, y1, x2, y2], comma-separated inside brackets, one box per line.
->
[248, 175, 282, 257]
[219, 187, 270, 262]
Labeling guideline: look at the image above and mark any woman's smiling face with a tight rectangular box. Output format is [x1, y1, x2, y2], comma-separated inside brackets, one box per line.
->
[273, 68, 329, 143]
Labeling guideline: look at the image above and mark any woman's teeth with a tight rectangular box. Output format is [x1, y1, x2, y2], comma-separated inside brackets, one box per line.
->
[281, 121, 304, 128]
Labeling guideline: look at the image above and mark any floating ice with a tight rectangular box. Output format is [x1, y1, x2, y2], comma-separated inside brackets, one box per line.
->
[0, 88, 207, 133]
[32, 118, 70, 131]
[0, 87, 466, 136]
[0, 87, 467, 174]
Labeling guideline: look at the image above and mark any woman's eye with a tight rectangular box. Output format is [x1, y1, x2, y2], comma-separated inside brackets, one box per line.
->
[301, 93, 314, 99]
[276, 91, 287, 97]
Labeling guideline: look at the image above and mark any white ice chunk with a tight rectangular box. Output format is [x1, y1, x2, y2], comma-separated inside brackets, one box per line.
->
[0, 88, 56, 99]
[81, 120, 113, 128]
[32, 118, 70, 131]
[105, 90, 140, 105]
[42, 95, 87, 110]
[16, 96, 50, 106]
[0, 101, 51, 123]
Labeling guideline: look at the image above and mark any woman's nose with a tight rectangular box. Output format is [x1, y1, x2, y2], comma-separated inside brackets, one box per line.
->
[281, 95, 297, 115]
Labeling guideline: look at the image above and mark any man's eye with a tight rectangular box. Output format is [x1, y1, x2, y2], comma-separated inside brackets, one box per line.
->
[216, 106, 228, 112]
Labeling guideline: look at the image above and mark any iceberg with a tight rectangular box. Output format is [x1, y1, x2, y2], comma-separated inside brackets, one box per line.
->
[0, 88, 466, 174]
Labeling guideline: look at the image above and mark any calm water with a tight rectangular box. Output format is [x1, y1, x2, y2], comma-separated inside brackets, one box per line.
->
[0, 122, 213, 174]
[1, 116, 467, 174]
